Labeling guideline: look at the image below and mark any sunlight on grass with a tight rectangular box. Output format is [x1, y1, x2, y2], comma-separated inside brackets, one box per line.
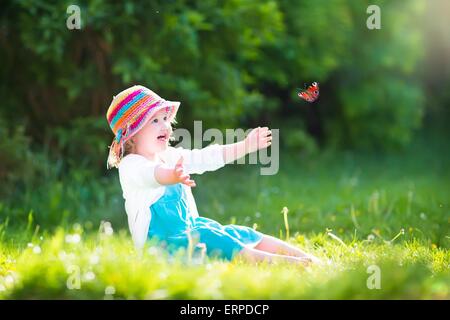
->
[0, 142, 448, 299]
[0, 224, 448, 299]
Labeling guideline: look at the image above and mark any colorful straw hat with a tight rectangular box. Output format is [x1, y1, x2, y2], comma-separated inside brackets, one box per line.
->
[106, 85, 180, 169]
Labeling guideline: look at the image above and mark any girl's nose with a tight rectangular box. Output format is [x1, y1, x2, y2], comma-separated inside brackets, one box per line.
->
[163, 120, 171, 129]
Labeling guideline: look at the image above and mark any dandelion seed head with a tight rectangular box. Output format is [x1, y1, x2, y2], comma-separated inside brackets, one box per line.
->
[89, 254, 100, 265]
[4, 275, 14, 286]
[105, 285, 116, 295]
[72, 234, 81, 243]
[83, 271, 95, 281]
[147, 289, 168, 299]
[58, 251, 67, 260]
[104, 222, 114, 236]
[148, 246, 159, 256]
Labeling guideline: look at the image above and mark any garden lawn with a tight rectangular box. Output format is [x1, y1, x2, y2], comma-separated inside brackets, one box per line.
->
[0, 138, 448, 299]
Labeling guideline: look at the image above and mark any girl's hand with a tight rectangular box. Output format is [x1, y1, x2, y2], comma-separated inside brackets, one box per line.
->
[245, 127, 272, 154]
[174, 156, 196, 187]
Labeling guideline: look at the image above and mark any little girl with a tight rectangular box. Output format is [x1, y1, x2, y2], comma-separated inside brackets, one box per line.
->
[106, 85, 320, 266]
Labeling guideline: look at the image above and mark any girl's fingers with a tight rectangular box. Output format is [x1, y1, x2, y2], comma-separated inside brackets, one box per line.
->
[259, 127, 268, 134]
[176, 156, 184, 166]
[179, 174, 190, 181]
[258, 128, 271, 137]
[183, 179, 196, 187]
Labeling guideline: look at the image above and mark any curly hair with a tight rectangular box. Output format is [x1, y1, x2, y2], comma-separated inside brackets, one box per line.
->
[123, 138, 137, 157]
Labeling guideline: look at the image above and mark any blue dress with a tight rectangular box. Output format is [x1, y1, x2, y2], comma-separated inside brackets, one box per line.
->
[148, 183, 263, 261]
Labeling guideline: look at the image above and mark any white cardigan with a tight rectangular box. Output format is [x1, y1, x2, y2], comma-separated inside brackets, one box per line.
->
[118, 144, 226, 249]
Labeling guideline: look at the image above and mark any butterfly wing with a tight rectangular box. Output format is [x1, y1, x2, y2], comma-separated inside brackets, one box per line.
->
[306, 82, 319, 102]
[298, 82, 319, 102]
[298, 91, 314, 102]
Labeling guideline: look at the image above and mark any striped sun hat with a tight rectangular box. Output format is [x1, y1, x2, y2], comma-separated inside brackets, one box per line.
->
[106, 85, 180, 169]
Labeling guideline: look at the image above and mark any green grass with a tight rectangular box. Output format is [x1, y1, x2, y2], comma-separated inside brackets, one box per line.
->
[0, 137, 449, 299]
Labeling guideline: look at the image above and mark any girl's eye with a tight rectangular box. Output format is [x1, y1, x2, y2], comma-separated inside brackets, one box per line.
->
[163, 116, 168, 121]
[153, 118, 158, 123]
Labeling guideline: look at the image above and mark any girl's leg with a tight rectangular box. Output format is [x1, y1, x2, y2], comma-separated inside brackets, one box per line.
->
[254, 235, 321, 262]
[235, 246, 312, 266]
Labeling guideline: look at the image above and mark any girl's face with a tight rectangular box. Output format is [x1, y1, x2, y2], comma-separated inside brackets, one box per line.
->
[132, 109, 172, 159]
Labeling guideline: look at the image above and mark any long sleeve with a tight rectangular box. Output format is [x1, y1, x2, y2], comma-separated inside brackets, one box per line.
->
[118, 154, 162, 189]
[167, 144, 226, 175]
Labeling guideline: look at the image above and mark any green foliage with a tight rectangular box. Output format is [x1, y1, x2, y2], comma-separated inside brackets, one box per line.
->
[0, 118, 49, 198]
[50, 116, 111, 170]
[0, 0, 435, 153]
[329, 0, 427, 148]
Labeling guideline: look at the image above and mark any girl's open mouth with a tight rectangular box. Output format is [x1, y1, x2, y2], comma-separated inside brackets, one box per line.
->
[157, 134, 168, 142]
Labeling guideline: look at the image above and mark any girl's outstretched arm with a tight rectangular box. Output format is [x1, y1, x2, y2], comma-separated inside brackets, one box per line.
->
[154, 156, 196, 187]
[222, 127, 272, 164]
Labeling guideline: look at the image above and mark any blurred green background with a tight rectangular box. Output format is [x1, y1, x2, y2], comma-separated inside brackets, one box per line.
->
[0, 0, 448, 238]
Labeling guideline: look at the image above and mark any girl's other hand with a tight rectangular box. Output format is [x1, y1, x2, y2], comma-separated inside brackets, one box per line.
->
[245, 127, 272, 153]
[174, 156, 196, 187]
